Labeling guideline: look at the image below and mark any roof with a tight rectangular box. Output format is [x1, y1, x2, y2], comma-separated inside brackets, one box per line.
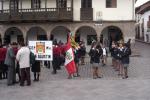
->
[135, 1, 150, 14]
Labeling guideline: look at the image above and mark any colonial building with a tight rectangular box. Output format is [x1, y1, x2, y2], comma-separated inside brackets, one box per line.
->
[135, 1, 150, 43]
[0, 0, 135, 51]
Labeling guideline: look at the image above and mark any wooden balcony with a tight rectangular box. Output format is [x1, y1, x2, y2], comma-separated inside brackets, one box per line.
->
[80, 8, 93, 21]
[0, 7, 73, 23]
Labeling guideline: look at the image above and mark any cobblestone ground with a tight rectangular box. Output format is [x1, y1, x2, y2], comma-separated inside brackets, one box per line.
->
[0, 41, 150, 100]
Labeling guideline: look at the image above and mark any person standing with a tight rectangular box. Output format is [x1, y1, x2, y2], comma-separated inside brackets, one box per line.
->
[16, 43, 31, 86]
[101, 45, 107, 66]
[126, 39, 131, 48]
[4, 43, 16, 86]
[89, 42, 103, 79]
[110, 41, 116, 67]
[79, 43, 86, 65]
[31, 61, 41, 81]
[117, 43, 124, 76]
[122, 43, 131, 79]
[73, 48, 80, 77]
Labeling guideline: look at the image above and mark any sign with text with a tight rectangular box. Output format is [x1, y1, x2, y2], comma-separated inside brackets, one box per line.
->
[29, 41, 53, 61]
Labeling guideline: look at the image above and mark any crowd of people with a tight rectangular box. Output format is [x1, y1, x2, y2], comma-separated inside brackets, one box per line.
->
[0, 39, 87, 85]
[0, 38, 132, 87]
[88, 39, 131, 79]
[110, 40, 131, 79]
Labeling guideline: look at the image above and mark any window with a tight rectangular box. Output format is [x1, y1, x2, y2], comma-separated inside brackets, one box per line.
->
[31, 0, 41, 9]
[87, 35, 97, 45]
[57, 0, 67, 8]
[81, 0, 92, 8]
[37, 35, 47, 40]
[106, 0, 117, 8]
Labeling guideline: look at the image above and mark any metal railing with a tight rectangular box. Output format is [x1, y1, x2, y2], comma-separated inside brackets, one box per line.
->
[0, 7, 73, 22]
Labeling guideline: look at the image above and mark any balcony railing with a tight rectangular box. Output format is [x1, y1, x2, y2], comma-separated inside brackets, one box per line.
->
[0, 7, 73, 22]
[80, 8, 93, 21]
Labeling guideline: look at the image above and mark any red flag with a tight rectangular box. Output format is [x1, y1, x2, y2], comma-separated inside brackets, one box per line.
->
[64, 35, 76, 74]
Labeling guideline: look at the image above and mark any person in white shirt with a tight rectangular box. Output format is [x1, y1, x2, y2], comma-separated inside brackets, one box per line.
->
[16, 42, 31, 86]
[101, 45, 107, 66]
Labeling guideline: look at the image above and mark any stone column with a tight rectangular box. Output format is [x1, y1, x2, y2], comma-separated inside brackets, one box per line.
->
[21, 26, 28, 45]
[94, 25, 103, 42]
[0, 25, 5, 44]
[0, 33, 4, 44]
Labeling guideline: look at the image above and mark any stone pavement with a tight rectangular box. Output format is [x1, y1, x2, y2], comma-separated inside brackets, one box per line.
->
[0, 41, 150, 100]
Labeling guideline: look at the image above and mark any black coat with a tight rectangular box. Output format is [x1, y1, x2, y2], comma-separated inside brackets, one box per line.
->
[74, 50, 80, 63]
[89, 48, 103, 63]
[110, 47, 115, 57]
[79, 46, 86, 57]
[113, 48, 120, 60]
[31, 61, 41, 72]
[121, 47, 131, 64]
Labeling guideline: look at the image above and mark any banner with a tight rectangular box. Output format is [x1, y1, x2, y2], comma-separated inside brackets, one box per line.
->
[28, 41, 53, 61]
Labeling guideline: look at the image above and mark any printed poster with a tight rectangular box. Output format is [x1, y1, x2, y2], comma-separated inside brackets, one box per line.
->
[29, 41, 53, 61]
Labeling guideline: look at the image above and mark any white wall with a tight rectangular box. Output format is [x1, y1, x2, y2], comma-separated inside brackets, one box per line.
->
[22, 0, 31, 9]
[73, 0, 81, 21]
[73, 0, 134, 21]
[0, 0, 134, 21]
[47, 0, 56, 8]
[93, 0, 134, 21]
[139, 10, 150, 42]
[3, 1, 9, 10]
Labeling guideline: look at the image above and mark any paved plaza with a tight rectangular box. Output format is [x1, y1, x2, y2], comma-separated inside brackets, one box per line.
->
[0, 41, 150, 100]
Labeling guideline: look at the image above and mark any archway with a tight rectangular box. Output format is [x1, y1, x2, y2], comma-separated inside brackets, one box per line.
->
[27, 27, 47, 42]
[4, 27, 24, 44]
[101, 26, 123, 47]
[75, 26, 97, 51]
[51, 26, 70, 44]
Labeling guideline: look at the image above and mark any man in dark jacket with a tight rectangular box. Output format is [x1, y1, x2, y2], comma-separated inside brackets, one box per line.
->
[122, 43, 131, 79]
[4, 43, 16, 86]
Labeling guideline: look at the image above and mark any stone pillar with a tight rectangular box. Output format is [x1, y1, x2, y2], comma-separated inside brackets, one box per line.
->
[46, 30, 50, 40]
[94, 25, 103, 42]
[21, 26, 28, 45]
[0, 25, 5, 44]
[1, 34, 4, 44]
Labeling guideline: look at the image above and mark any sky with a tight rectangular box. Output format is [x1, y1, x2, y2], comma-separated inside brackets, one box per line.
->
[135, 0, 150, 7]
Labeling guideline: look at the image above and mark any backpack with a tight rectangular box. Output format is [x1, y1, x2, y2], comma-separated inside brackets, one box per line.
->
[30, 52, 36, 65]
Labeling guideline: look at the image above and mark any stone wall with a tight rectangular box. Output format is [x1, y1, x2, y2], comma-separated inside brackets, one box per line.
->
[0, 21, 135, 44]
